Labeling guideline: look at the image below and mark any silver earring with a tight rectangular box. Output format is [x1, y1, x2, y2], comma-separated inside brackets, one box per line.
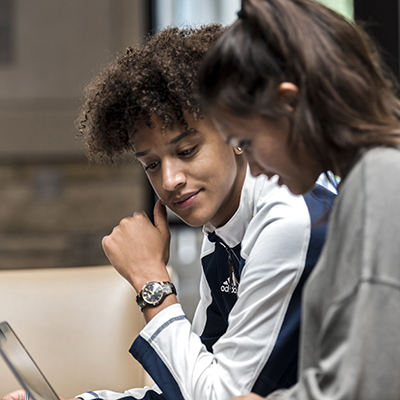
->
[237, 146, 242, 152]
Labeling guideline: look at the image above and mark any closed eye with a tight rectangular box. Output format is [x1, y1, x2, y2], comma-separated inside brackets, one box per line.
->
[228, 137, 252, 150]
[144, 161, 160, 171]
[178, 145, 198, 157]
[238, 140, 252, 150]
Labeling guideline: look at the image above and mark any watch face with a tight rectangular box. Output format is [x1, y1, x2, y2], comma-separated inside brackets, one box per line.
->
[142, 282, 164, 306]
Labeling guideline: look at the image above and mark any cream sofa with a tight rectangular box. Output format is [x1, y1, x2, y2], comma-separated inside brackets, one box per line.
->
[0, 266, 149, 398]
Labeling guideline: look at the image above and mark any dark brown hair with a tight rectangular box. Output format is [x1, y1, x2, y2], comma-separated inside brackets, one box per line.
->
[78, 24, 225, 163]
[198, 0, 400, 176]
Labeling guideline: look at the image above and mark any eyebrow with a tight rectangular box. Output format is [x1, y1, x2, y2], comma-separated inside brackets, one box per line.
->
[135, 130, 198, 158]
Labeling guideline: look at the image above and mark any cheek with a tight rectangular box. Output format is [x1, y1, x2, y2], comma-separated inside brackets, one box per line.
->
[253, 136, 288, 171]
[216, 128, 229, 144]
[252, 145, 271, 169]
[146, 174, 164, 200]
[205, 153, 238, 194]
[202, 141, 237, 174]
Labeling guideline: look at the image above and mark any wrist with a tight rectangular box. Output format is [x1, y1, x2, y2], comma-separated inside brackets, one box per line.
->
[143, 294, 178, 322]
[132, 264, 170, 293]
[136, 280, 176, 307]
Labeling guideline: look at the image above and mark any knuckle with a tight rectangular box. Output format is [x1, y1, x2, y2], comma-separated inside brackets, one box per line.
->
[133, 210, 146, 220]
[119, 217, 132, 227]
[119, 218, 127, 226]
[102, 235, 110, 248]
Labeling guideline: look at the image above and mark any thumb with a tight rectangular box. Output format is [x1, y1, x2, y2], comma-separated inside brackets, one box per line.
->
[153, 199, 170, 237]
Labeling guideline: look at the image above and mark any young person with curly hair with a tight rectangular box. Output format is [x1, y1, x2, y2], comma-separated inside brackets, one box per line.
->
[79, 24, 335, 400]
[198, 1, 400, 399]
[1, 24, 334, 400]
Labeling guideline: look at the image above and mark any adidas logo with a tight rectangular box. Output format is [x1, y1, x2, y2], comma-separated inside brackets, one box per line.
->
[220, 276, 238, 294]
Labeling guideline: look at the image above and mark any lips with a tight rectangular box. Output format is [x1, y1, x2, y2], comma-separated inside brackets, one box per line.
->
[173, 190, 201, 208]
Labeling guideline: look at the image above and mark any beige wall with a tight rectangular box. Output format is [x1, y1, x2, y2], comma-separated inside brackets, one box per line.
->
[0, 0, 150, 269]
[0, 266, 148, 397]
[0, 0, 148, 160]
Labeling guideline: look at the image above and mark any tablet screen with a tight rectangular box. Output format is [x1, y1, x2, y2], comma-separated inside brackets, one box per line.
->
[0, 322, 59, 400]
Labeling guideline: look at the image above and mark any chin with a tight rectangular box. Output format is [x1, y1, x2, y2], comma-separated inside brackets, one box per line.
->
[172, 211, 209, 228]
[180, 218, 208, 228]
[288, 182, 315, 196]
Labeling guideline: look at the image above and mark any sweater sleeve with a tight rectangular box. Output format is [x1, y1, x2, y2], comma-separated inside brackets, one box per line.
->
[267, 148, 400, 400]
[267, 283, 400, 400]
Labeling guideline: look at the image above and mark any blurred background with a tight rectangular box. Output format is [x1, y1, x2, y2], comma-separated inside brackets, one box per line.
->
[0, 0, 396, 322]
[1, 0, 399, 396]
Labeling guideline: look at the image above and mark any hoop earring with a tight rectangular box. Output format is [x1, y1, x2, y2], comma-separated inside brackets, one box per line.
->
[237, 146, 242, 152]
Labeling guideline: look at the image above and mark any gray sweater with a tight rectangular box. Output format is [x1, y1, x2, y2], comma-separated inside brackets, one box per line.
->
[271, 147, 400, 399]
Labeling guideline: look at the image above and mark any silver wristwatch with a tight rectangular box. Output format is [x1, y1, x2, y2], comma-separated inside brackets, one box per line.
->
[136, 281, 177, 312]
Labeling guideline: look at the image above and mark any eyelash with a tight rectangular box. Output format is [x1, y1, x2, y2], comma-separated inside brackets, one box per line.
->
[238, 140, 251, 150]
[145, 161, 159, 171]
[178, 145, 198, 156]
[144, 145, 198, 171]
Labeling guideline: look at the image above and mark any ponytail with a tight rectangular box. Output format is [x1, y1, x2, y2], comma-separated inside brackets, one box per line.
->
[199, 0, 400, 175]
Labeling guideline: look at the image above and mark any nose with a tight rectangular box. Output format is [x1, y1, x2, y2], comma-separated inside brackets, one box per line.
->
[162, 159, 186, 191]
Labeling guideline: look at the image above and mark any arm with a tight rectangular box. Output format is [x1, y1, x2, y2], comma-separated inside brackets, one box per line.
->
[77, 387, 166, 400]
[130, 192, 314, 400]
[101, 200, 178, 323]
[230, 394, 265, 400]
[1, 391, 31, 400]
[265, 150, 400, 400]
[266, 276, 400, 400]
[229, 392, 287, 400]
[75, 200, 175, 400]
[1, 390, 74, 400]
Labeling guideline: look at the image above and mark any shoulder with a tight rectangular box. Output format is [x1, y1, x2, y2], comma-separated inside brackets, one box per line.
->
[340, 147, 400, 204]
[363, 145, 400, 164]
[253, 178, 309, 227]
[251, 174, 307, 217]
[319, 147, 400, 296]
[329, 146, 400, 246]
[363, 146, 400, 186]
[211, 171, 306, 248]
[241, 176, 312, 259]
[346, 146, 400, 183]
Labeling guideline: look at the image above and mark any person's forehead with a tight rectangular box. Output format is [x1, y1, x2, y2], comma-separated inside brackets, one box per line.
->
[133, 123, 200, 156]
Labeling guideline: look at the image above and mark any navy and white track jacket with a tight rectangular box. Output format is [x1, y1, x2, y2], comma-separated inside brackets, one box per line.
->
[78, 170, 335, 400]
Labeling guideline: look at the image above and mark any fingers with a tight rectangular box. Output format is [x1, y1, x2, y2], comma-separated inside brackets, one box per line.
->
[1, 390, 26, 400]
[102, 209, 157, 256]
[103, 211, 149, 239]
[153, 199, 170, 237]
[133, 210, 148, 219]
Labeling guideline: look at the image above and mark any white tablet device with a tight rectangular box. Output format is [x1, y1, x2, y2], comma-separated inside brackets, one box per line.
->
[0, 321, 59, 400]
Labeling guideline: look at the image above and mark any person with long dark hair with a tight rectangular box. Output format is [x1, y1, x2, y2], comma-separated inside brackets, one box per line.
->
[198, 0, 400, 399]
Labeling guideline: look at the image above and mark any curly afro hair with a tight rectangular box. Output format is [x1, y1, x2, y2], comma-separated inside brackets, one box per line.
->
[78, 24, 226, 163]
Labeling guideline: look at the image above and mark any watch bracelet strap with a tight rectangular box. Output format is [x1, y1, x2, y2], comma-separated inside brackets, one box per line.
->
[136, 281, 176, 312]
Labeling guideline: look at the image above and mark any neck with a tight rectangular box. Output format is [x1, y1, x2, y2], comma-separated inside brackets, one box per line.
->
[331, 147, 362, 180]
[210, 155, 247, 228]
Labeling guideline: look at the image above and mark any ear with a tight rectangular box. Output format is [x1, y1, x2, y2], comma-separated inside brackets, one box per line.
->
[277, 82, 299, 112]
[233, 146, 244, 155]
